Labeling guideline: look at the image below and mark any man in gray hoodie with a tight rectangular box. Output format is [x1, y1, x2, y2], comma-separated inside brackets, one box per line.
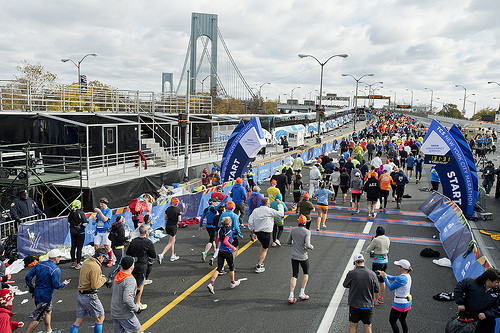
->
[111, 256, 141, 333]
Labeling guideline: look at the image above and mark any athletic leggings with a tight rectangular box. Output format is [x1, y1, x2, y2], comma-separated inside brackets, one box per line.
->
[415, 168, 422, 180]
[272, 224, 283, 242]
[396, 185, 405, 204]
[389, 308, 408, 333]
[291, 258, 309, 278]
[70, 229, 85, 263]
[380, 190, 389, 208]
[331, 185, 339, 200]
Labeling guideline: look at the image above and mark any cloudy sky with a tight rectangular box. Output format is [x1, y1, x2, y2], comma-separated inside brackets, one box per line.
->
[1, 0, 499, 117]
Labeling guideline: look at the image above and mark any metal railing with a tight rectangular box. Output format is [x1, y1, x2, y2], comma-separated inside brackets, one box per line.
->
[0, 80, 213, 114]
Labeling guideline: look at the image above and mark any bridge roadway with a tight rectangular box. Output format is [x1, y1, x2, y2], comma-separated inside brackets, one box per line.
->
[14, 165, 471, 333]
[10, 120, 500, 333]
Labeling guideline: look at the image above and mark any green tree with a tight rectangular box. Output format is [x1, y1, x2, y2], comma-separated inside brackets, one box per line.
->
[470, 107, 496, 121]
[437, 103, 465, 119]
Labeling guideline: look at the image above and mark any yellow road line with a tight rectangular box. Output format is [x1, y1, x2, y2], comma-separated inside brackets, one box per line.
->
[141, 238, 257, 330]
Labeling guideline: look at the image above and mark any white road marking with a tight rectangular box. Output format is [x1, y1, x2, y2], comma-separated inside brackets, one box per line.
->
[317, 221, 373, 333]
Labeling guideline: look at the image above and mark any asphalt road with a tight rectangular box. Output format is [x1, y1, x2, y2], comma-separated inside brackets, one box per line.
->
[8, 120, 500, 333]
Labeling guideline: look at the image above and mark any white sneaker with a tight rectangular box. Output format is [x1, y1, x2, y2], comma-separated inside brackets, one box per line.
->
[170, 255, 180, 261]
[255, 265, 265, 273]
[275, 239, 281, 246]
[373, 212, 377, 218]
[144, 279, 153, 285]
[299, 293, 310, 300]
[230, 280, 240, 289]
[137, 303, 148, 310]
[207, 283, 215, 294]
[158, 253, 164, 264]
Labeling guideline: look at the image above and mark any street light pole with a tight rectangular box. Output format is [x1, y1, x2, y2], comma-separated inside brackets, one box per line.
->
[342, 73, 374, 131]
[61, 53, 97, 111]
[363, 81, 383, 108]
[258, 82, 270, 112]
[390, 90, 397, 110]
[406, 89, 414, 110]
[298, 53, 348, 136]
[424, 88, 433, 113]
[455, 84, 467, 115]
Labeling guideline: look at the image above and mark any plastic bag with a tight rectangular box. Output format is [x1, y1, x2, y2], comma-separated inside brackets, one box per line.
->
[374, 199, 381, 209]
[445, 316, 477, 333]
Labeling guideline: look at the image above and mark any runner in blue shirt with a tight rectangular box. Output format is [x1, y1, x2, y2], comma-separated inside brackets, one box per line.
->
[414, 155, 424, 184]
[314, 182, 334, 231]
[405, 153, 415, 180]
[92, 197, 113, 267]
[199, 198, 218, 262]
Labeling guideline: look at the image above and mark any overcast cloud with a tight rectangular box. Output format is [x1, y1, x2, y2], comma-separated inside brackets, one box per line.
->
[1, 0, 499, 117]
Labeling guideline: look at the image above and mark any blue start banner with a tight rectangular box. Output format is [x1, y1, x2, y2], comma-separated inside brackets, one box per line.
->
[220, 118, 266, 183]
[420, 119, 476, 217]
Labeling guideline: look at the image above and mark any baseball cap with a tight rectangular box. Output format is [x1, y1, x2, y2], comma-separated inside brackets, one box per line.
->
[120, 256, 135, 270]
[48, 249, 63, 258]
[236, 177, 242, 184]
[227, 201, 235, 210]
[298, 215, 307, 225]
[353, 253, 364, 262]
[394, 259, 411, 270]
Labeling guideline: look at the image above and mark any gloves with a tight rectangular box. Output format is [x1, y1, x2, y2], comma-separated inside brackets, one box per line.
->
[105, 278, 113, 288]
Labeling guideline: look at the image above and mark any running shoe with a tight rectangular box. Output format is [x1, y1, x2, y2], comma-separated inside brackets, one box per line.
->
[275, 239, 281, 246]
[207, 283, 215, 294]
[322, 224, 326, 228]
[74, 263, 82, 270]
[209, 258, 214, 266]
[158, 253, 164, 264]
[272, 242, 277, 247]
[299, 294, 310, 300]
[71, 262, 77, 269]
[356, 210, 360, 214]
[218, 269, 227, 275]
[391, 197, 396, 202]
[373, 212, 377, 218]
[202, 252, 207, 262]
[230, 280, 240, 289]
[137, 303, 148, 310]
[170, 255, 180, 262]
[316, 227, 320, 231]
[255, 264, 265, 273]
[288, 296, 297, 304]
[144, 279, 153, 285]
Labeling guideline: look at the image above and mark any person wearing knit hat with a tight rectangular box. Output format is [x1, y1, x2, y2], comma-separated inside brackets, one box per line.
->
[287, 214, 314, 303]
[158, 197, 182, 264]
[365, 225, 391, 305]
[0, 288, 24, 331]
[25, 249, 70, 333]
[68, 199, 88, 270]
[297, 192, 314, 230]
[267, 179, 280, 201]
[230, 177, 247, 227]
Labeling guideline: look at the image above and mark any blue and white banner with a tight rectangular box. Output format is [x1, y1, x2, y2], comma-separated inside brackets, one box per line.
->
[420, 119, 476, 216]
[220, 118, 266, 183]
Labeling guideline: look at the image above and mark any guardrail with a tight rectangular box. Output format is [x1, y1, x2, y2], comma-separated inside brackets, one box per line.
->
[0, 80, 213, 114]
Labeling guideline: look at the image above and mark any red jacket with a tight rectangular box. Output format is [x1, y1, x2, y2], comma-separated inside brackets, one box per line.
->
[0, 307, 21, 332]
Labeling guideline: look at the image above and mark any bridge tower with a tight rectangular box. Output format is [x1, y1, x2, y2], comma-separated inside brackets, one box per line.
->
[190, 13, 218, 95]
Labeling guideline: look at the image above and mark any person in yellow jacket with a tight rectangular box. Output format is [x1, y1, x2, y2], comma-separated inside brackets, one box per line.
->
[267, 179, 280, 201]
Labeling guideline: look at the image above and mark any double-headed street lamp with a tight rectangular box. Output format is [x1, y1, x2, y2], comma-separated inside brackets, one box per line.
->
[455, 84, 467, 114]
[290, 86, 301, 113]
[488, 81, 500, 86]
[61, 53, 97, 110]
[406, 89, 414, 110]
[363, 81, 383, 107]
[424, 88, 433, 113]
[342, 73, 374, 131]
[299, 53, 348, 136]
[306, 89, 318, 101]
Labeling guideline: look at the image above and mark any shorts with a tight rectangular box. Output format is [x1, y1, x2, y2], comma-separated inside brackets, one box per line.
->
[349, 306, 373, 325]
[217, 250, 234, 272]
[113, 316, 142, 333]
[367, 197, 378, 204]
[29, 301, 53, 322]
[291, 258, 309, 278]
[317, 204, 328, 214]
[372, 263, 388, 282]
[165, 224, 178, 237]
[255, 231, 272, 249]
[94, 232, 111, 246]
[132, 270, 146, 288]
[76, 293, 105, 319]
[207, 228, 217, 243]
[351, 192, 361, 202]
[406, 166, 413, 171]
[340, 186, 349, 194]
[232, 236, 239, 248]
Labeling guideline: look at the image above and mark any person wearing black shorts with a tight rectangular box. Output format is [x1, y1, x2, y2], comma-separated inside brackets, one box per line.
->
[158, 197, 182, 263]
[343, 254, 379, 333]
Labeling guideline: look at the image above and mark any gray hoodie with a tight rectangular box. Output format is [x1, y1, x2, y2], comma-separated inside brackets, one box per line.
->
[111, 271, 139, 319]
[287, 225, 314, 260]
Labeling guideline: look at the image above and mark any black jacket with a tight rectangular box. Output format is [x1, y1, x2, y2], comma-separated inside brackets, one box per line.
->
[68, 209, 88, 233]
[10, 197, 42, 221]
[108, 223, 127, 248]
[363, 178, 381, 200]
[454, 277, 500, 318]
[126, 236, 156, 271]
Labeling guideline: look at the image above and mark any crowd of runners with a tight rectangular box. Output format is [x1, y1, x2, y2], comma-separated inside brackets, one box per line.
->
[3, 111, 500, 332]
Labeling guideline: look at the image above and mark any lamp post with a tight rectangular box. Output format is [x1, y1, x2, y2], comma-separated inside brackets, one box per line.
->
[459, 93, 476, 116]
[290, 86, 300, 113]
[406, 89, 414, 110]
[455, 84, 467, 114]
[488, 81, 500, 86]
[363, 81, 383, 108]
[198, 74, 216, 93]
[306, 89, 318, 101]
[342, 73, 374, 131]
[257, 82, 270, 112]
[299, 53, 348, 136]
[61, 53, 97, 111]
[424, 88, 433, 113]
